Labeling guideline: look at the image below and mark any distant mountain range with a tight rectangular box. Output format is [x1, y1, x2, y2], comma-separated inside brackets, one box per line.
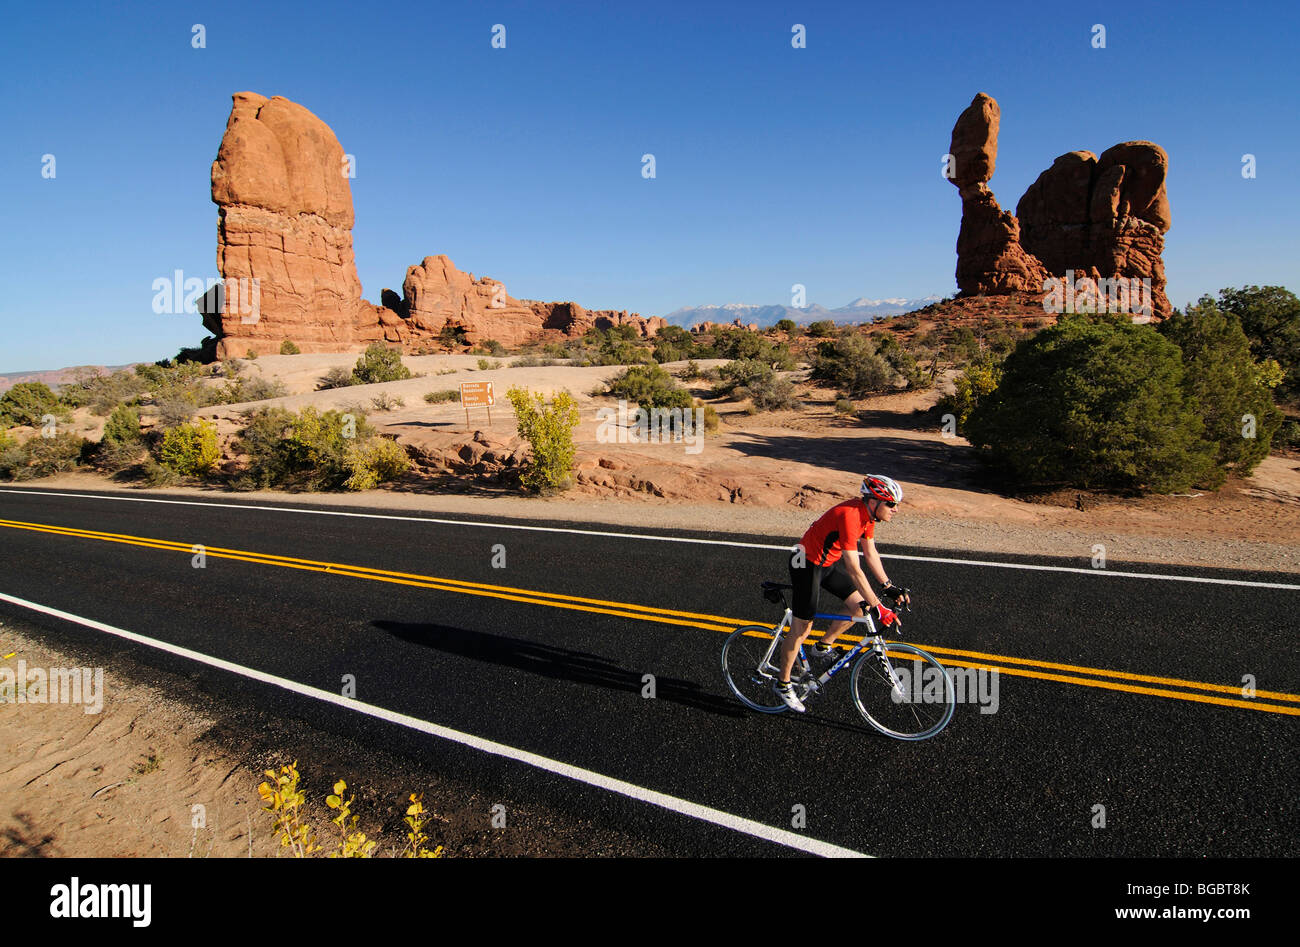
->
[0, 363, 140, 394]
[659, 296, 944, 329]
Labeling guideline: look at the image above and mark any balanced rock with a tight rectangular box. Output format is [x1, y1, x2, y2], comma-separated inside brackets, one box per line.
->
[947, 94, 1049, 294]
[948, 93, 1172, 319]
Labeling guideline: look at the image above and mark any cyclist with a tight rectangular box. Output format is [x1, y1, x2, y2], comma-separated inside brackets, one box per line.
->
[775, 474, 911, 712]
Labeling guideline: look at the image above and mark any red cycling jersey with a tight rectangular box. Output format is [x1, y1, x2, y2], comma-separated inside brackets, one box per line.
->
[798, 497, 874, 567]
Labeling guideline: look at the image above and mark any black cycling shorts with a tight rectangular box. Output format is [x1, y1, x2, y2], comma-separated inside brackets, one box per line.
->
[788, 557, 859, 621]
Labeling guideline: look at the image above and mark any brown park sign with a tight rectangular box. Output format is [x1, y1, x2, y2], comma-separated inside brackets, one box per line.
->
[459, 381, 494, 426]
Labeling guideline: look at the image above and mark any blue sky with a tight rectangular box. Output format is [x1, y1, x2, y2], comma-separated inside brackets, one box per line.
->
[2, 0, 1297, 371]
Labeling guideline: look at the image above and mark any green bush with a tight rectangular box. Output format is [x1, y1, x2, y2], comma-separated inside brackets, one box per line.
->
[476, 359, 498, 371]
[343, 437, 411, 491]
[236, 406, 379, 491]
[711, 328, 796, 369]
[714, 359, 775, 398]
[369, 393, 405, 411]
[1276, 419, 1300, 451]
[810, 332, 919, 395]
[697, 400, 720, 432]
[424, 389, 461, 403]
[352, 343, 412, 385]
[834, 398, 855, 415]
[965, 320, 1217, 492]
[157, 420, 220, 477]
[505, 387, 580, 493]
[652, 325, 696, 364]
[280, 340, 301, 355]
[807, 320, 835, 338]
[1216, 285, 1300, 403]
[1158, 297, 1283, 477]
[0, 382, 65, 428]
[604, 363, 694, 411]
[776, 319, 796, 334]
[937, 359, 1002, 434]
[510, 356, 558, 367]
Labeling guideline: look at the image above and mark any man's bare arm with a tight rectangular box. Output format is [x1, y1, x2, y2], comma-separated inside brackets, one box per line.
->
[860, 537, 891, 586]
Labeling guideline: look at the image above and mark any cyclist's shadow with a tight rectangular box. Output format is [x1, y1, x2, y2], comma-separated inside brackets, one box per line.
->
[375, 620, 746, 718]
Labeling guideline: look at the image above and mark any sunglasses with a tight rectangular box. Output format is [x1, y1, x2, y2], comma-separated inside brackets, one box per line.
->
[881, 500, 897, 508]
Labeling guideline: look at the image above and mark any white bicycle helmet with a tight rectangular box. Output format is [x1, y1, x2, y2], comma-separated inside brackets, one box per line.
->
[861, 474, 903, 504]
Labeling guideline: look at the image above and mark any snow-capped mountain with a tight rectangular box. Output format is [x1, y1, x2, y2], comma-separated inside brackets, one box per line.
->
[660, 295, 943, 329]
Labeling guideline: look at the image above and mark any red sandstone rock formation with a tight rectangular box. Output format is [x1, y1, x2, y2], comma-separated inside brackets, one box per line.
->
[948, 94, 1050, 296]
[948, 93, 1172, 319]
[206, 93, 662, 358]
[1017, 142, 1172, 318]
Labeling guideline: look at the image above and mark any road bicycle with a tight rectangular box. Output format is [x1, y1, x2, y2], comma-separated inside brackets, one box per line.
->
[721, 581, 954, 740]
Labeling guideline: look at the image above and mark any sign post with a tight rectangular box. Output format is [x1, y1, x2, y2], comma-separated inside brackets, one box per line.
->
[459, 381, 494, 428]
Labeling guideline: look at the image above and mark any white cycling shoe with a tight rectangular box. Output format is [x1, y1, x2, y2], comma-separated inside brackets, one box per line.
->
[774, 680, 806, 712]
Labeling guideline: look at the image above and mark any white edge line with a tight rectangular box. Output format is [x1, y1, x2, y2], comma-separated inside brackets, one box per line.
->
[0, 590, 868, 859]
[3, 488, 1298, 591]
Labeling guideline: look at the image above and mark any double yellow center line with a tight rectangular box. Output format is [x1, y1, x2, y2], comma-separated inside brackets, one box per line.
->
[2, 516, 1297, 716]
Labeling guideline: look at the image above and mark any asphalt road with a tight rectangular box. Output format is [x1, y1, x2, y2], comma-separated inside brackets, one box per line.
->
[1, 486, 1296, 856]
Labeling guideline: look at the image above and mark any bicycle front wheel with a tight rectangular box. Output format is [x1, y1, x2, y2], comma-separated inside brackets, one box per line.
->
[851, 642, 954, 740]
[722, 625, 791, 713]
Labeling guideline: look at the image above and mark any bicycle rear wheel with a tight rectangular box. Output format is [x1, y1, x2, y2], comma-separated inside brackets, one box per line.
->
[722, 625, 794, 713]
[850, 641, 954, 740]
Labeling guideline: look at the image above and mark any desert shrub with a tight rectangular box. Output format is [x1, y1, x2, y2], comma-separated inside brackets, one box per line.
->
[280, 340, 301, 355]
[652, 325, 696, 363]
[343, 437, 411, 491]
[807, 320, 835, 338]
[369, 392, 405, 411]
[714, 359, 774, 398]
[236, 406, 379, 491]
[352, 343, 412, 385]
[711, 328, 796, 369]
[1216, 285, 1300, 403]
[317, 366, 356, 390]
[834, 398, 855, 415]
[505, 386, 580, 493]
[96, 404, 145, 469]
[59, 367, 137, 413]
[1276, 419, 1300, 451]
[936, 358, 1002, 434]
[965, 320, 1217, 492]
[0, 382, 65, 428]
[217, 375, 288, 404]
[678, 359, 703, 381]
[776, 318, 796, 333]
[140, 458, 181, 486]
[696, 400, 720, 432]
[510, 356, 558, 367]
[153, 392, 199, 428]
[480, 339, 507, 356]
[5, 431, 90, 479]
[810, 332, 918, 395]
[476, 359, 498, 371]
[604, 363, 694, 411]
[424, 389, 461, 403]
[1158, 297, 1283, 477]
[222, 358, 246, 377]
[246, 349, 258, 360]
[744, 374, 800, 411]
[157, 420, 220, 476]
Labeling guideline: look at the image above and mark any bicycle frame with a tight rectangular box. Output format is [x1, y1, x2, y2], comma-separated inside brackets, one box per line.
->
[757, 608, 906, 699]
